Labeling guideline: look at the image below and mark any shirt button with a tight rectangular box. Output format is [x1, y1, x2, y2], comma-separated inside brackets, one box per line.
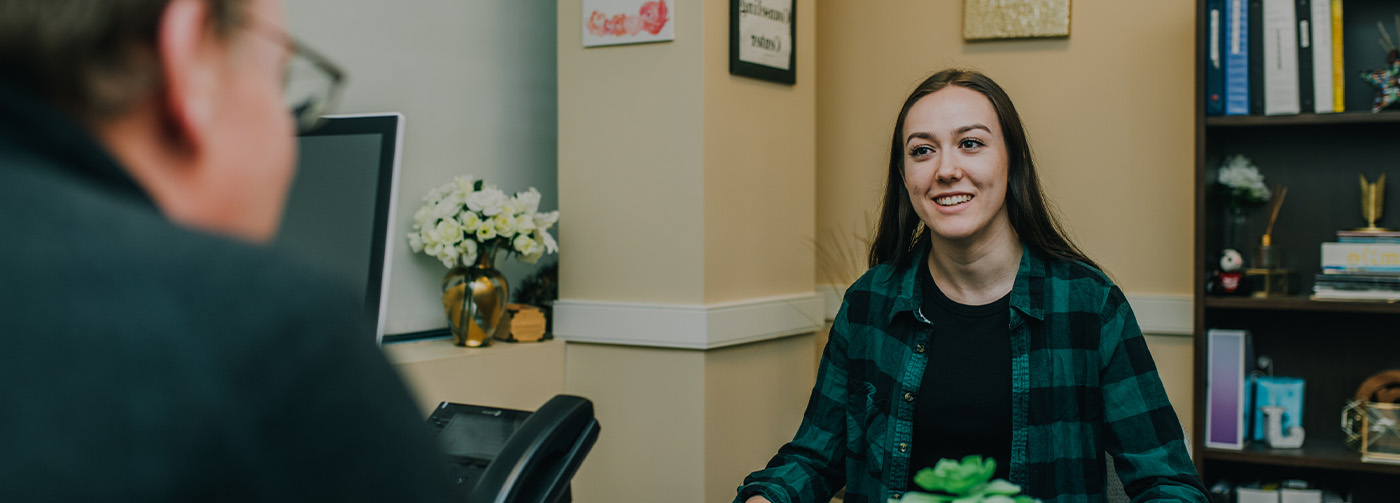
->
[898, 442, 908, 453]
[903, 392, 914, 402]
[914, 344, 926, 353]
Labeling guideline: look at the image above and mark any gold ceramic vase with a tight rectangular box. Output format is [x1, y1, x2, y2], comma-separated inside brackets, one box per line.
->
[441, 244, 509, 347]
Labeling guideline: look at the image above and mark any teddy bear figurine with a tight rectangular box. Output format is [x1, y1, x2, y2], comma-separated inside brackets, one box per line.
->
[1207, 248, 1252, 296]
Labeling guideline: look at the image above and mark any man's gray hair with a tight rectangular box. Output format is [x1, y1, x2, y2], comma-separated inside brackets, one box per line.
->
[0, 0, 248, 120]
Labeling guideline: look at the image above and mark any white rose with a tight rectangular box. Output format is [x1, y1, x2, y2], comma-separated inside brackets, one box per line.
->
[500, 199, 521, 218]
[476, 223, 498, 241]
[493, 213, 516, 237]
[538, 228, 558, 254]
[422, 220, 444, 245]
[423, 239, 444, 256]
[514, 188, 542, 215]
[435, 218, 462, 246]
[533, 210, 559, 230]
[513, 234, 541, 256]
[412, 205, 433, 228]
[436, 244, 460, 269]
[515, 214, 536, 233]
[457, 239, 479, 266]
[466, 187, 508, 216]
[458, 211, 483, 233]
[407, 232, 424, 252]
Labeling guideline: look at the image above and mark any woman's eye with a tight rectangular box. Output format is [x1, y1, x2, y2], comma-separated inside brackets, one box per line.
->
[960, 139, 984, 150]
[910, 145, 933, 156]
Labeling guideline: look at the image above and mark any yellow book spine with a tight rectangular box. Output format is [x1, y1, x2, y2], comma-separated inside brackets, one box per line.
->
[1331, 0, 1344, 112]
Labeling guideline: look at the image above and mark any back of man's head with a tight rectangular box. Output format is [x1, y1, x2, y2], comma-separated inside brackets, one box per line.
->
[0, 0, 304, 244]
[0, 0, 248, 122]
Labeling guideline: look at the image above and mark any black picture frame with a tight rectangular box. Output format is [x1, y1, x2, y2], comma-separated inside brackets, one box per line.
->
[729, 0, 796, 85]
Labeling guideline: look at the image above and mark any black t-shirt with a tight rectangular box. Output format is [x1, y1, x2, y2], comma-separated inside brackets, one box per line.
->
[907, 255, 1013, 488]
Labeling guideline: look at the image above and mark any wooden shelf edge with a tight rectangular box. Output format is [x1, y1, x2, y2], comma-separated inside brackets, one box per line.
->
[1203, 445, 1400, 475]
[1206, 111, 1400, 127]
[1203, 295, 1400, 314]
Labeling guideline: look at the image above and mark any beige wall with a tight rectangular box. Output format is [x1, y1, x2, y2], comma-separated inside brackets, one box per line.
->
[704, 335, 815, 502]
[557, 0, 707, 304]
[702, 0, 817, 303]
[1145, 334, 1195, 432]
[814, 0, 1196, 296]
[565, 343, 708, 501]
[557, 0, 818, 501]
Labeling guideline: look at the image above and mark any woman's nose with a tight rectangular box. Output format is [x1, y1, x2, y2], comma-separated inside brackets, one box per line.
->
[934, 155, 962, 183]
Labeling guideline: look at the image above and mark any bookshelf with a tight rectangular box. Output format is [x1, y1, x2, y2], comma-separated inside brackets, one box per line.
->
[1193, 0, 1400, 500]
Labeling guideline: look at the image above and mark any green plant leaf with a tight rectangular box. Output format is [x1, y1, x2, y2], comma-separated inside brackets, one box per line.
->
[983, 480, 1021, 496]
[896, 492, 955, 503]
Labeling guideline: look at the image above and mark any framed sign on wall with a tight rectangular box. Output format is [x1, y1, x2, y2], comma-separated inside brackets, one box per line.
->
[963, 0, 1071, 41]
[729, 0, 796, 85]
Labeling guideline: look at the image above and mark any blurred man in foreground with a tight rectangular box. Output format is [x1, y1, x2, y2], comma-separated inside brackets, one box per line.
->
[0, 0, 456, 500]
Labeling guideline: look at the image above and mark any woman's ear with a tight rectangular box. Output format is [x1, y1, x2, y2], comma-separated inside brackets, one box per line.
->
[154, 0, 218, 158]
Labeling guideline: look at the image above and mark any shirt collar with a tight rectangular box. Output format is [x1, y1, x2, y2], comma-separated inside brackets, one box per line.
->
[883, 241, 1047, 323]
[0, 74, 154, 207]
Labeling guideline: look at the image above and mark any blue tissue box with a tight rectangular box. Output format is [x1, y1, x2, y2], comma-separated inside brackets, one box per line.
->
[1251, 376, 1304, 443]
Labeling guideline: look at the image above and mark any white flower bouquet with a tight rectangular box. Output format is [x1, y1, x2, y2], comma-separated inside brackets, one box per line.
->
[1217, 154, 1271, 206]
[407, 175, 558, 268]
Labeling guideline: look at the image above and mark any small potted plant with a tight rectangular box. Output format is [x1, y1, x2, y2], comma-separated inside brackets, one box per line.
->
[897, 456, 1039, 503]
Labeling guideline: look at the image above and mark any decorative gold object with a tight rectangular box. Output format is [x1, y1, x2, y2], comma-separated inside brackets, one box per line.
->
[1356, 174, 1392, 232]
[1245, 268, 1297, 297]
[963, 0, 1071, 41]
[1343, 401, 1400, 464]
[441, 246, 509, 347]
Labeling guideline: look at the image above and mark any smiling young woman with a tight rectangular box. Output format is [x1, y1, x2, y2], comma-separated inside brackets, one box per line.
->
[734, 69, 1208, 503]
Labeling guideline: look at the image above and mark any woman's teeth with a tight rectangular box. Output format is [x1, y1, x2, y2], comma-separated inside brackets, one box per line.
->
[936, 194, 972, 206]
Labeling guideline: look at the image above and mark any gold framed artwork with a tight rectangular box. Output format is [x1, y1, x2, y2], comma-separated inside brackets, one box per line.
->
[963, 0, 1071, 41]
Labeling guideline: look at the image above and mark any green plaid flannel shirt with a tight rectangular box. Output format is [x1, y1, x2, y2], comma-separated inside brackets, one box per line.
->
[735, 246, 1208, 503]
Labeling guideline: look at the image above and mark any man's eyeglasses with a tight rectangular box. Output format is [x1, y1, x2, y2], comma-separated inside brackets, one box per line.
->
[251, 22, 346, 133]
[281, 38, 344, 133]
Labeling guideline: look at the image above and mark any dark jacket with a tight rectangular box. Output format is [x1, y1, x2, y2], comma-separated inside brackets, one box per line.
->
[0, 78, 457, 502]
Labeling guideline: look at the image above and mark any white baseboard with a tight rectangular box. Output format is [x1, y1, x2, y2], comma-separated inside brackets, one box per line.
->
[554, 289, 1189, 350]
[1124, 294, 1193, 336]
[814, 285, 1191, 336]
[553, 293, 825, 349]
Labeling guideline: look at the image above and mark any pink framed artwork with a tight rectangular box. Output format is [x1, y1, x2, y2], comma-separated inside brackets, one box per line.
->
[582, 0, 675, 48]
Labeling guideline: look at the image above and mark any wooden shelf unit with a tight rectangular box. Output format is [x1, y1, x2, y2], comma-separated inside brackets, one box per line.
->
[1191, 0, 1400, 499]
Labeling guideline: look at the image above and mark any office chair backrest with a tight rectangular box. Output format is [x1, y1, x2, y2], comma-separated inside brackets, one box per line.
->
[467, 395, 601, 503]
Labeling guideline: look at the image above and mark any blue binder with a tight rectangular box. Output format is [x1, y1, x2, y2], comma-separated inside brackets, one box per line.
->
[1224, 0, 1250, 115]
[1207, 0, 1226, 115]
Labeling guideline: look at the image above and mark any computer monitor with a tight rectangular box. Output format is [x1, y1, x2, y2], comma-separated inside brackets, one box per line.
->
[274, 113, 404, 344]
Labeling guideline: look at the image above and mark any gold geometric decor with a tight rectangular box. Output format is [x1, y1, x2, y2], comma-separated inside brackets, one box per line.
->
[963, 0, 1071, 41]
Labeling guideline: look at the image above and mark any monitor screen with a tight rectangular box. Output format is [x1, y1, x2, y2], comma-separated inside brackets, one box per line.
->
[275, 113, 404, 344]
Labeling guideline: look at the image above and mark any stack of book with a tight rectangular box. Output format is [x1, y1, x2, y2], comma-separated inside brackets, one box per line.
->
[1315, 231, 1400, 300]
[1206, 0, 1346, 116]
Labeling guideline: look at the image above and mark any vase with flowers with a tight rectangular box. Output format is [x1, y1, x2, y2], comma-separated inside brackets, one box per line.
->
[1216, 154, 1271, 253]
[407, 176, 558, 347]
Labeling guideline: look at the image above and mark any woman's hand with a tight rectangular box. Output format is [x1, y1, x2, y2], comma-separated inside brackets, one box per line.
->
[745, 497, 772, 503]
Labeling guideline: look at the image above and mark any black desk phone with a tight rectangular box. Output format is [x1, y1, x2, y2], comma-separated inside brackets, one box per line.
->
[426, 396, 599, 503]
[426, 402, 531, 499]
